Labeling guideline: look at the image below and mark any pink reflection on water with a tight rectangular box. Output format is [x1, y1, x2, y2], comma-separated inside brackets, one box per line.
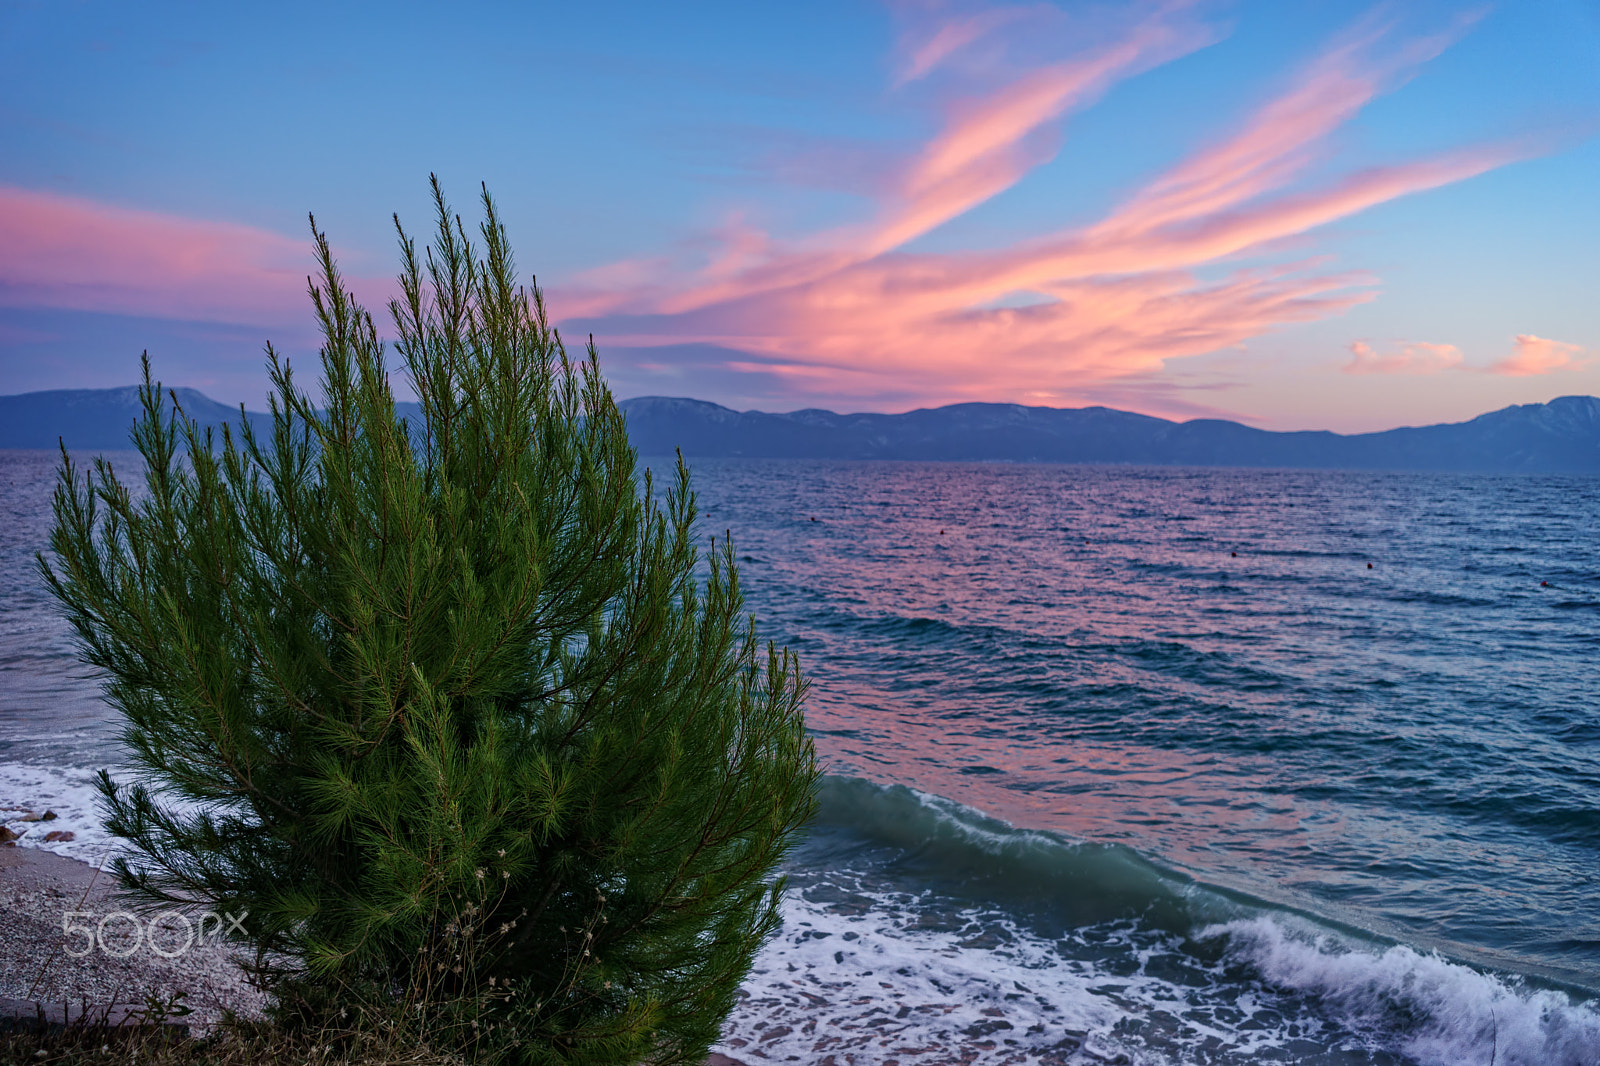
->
[805, 693, 1341, 885]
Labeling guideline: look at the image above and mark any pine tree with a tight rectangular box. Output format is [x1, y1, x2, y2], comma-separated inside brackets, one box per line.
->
[41, 178, 819, 1065]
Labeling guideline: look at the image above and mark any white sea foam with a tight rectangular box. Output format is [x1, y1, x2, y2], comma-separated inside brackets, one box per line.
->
[0, 761, 122, 863]
[1201, 917, 1600, 1066]
[715, 881, 1355, 1065]
[716, 777, 1600, 1064]
[715, 886, 1150, 1066]
[716, 883, 1600, 1065]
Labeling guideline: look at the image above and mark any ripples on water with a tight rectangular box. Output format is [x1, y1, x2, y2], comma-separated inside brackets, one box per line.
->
[3, 450, 1598, 1063]
[675, 459, 1600, 987]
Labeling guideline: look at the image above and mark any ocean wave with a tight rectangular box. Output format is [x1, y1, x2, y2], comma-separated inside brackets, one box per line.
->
[806, 775, 1246, 932]
[722, 874, 1600, 1065]
[1202, 917, 1600, 1066]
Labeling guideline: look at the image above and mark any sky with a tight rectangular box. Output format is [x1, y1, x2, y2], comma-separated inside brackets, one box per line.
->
[1, 0, 1597, 432]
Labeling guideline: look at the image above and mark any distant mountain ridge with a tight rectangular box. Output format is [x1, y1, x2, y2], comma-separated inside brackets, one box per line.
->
[616, 395, 1600, 473]
[0, 386, 255, 450]
[0, 386, 423, 452]
[2, 385, 1597, 473]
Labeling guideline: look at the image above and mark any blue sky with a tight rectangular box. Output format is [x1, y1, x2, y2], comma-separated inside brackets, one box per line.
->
[2, 0, 1596, 430]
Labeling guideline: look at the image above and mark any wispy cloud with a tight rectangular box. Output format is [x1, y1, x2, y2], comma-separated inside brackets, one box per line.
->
[1340, 333, 1594, 377]
[868, 16, 1205, 257]
[0, 186, 309, 326]
[0, 5, 1561, 417]
[892, 3, 1036, 86]
[566, 5, 1543, 411]
[1489, 333, 1591, 376]
[1343, 339, 1464, 375]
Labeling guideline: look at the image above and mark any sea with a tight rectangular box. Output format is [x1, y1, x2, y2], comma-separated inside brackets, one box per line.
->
[2, 448, 1598, 1065]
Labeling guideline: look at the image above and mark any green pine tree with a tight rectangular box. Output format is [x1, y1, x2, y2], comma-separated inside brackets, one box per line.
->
[41, 178, 819, 1065]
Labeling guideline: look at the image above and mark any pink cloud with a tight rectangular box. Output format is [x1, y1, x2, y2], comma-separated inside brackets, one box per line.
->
[1343, 339, 1464, 375]
[867, 19, 1203, 257]
[893, 5, 1035, 86]
[1489, 333, 1591, 376]
[1083, 10, 1486, 249]
[561, 10, 1538, 408]
[619, 3, 1216, 322]
[0, 8, 1552, 415]
[0, 186, 311, 326]
[894, 147, 1516, 313]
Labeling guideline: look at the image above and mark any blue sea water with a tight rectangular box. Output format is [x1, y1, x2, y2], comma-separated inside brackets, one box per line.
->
[2, 449, 1599, 1064]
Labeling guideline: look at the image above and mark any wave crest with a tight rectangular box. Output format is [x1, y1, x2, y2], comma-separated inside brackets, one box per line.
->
[1203, 917, 1600, 1066]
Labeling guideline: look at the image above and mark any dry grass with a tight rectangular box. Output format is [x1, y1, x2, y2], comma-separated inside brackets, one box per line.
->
[1, 1014, 470, 1065]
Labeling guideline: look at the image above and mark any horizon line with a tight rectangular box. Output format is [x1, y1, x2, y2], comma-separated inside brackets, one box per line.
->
[2, 383, 1596, 439]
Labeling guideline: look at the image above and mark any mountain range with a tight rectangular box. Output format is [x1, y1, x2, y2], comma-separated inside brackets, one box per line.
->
[617, 395, 1600, 473]
[3, 386, 1598, 474]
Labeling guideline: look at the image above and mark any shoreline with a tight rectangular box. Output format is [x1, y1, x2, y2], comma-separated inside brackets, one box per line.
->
[7, 802, 1600, 1063]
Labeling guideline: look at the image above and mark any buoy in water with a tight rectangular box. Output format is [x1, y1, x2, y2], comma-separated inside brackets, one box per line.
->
[1231, 551, 1237, 557]
[1542, 580, 1549, 587]
[1367, 563, 1373, 569]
